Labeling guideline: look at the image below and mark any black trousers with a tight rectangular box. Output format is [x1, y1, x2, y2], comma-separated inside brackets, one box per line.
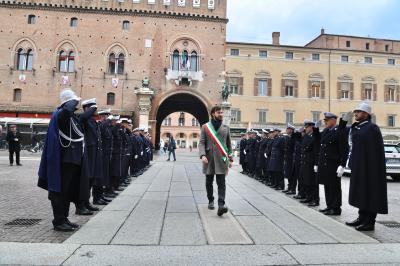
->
[241, 162, 248, 173]
[9, 148, 20, 165]
[49, 163, 80, 226]
[206, 174, 226, 207]
[168, 150, 176, 160]
[305, 183, 319, 202]
[272, 171, 284, 188]
[324, 180, 342, 210]
[359, 209, 377, 224]
[247, 156, 256, 175]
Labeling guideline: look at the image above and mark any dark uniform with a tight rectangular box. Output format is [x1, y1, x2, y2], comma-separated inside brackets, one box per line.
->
[283, 133, 295, 193]
[268, 132, 285, 189]
[264, 137, 273, 185]
[257, 131, 269, 182]
[299, 124, 320, 206]
[317, 113, 348, 215]
[245, 134, 257, 177]
[292, 131, 304, 199]
[99, 118, 113, 196]
[110, 123, 123, 191]
[239, 136, 248, 173]
[6, 128, 22, 166]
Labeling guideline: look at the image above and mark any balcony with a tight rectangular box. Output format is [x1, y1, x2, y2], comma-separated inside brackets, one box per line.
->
[166, 69, 204, 86]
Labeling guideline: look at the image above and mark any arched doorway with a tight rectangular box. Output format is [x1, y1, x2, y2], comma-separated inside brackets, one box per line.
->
[155, 93, 209, 149]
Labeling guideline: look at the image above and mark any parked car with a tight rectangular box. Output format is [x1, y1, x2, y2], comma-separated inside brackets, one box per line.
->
[344, 144, 400, 181]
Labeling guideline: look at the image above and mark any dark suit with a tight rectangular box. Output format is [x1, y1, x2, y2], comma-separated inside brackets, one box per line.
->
[283, 135, 295, 191]
[245, 138, 257, 176]
[300, 130, 320, 203]
[6, 131, 22, 165]
[268, 136, 285, 188]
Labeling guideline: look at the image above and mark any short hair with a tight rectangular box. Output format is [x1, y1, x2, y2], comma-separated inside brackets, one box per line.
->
[210, 105, 222, 116]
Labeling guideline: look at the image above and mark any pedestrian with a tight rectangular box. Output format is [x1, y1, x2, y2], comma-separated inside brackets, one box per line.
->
[38, 89, 83, 232]
[159, 139, 165, 155]
[299, 120, 320, 207]
[345, 103, 388, 231]
[6, 124, 22, 166]
[31, 131, 40, 153]
[189, 145, 193, 152]
[199, 105, 233, 216]
[167, 136, 177, 161]
[317, 112, 348, 216]
[163, 141, 168, 155]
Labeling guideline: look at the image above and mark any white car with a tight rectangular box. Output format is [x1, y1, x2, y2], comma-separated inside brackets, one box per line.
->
[344, 144, 400, 181]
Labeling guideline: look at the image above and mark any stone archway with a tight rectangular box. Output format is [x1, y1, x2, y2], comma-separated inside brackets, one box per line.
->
[154, 93, 209, 149]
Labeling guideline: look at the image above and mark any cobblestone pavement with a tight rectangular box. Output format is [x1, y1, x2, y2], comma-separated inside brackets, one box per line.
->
[0, 150, 104, 243]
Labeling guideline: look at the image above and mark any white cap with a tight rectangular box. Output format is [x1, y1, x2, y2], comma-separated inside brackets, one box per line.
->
[81, 98, 96, 107]
[354, 102, 372, 115]
[119, 118, 129, 123]
[111, 115, 120, 121]
[60, 89, 81, 105]
[98, 109, 111, 115]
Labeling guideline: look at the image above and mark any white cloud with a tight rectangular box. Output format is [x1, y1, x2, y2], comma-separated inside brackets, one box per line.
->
[227, 0, 395, 45]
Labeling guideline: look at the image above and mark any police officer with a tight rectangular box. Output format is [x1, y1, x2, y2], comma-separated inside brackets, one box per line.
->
[345, 103, 388, 231]
[268, 128, 285, 190]
[292, 128, 305, 199]
[282, 124, 296, 194]
[239, 133, 248, 174]
[299, 120, 320, 207]
[38, 89, 83, 231]
[110, 116, 124, 192]
[317, 112, 348, 215]
[258, 129, 270, 183]
[245, 130, 257, 178]
[264, 129, 274, 186]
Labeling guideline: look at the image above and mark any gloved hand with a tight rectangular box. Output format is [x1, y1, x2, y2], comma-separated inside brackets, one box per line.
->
[140, 151, 143, 156]
[314, 165, 318, 173]
[315, 120, 322, 128]
[337, 165, 345, 178]
[243, 150, 247, 155]
[134, 155, 138, 159]
[91, 105, 98, 109]
[264, 153, 267, 158]
[107, 115, 113, 120]
[342, 111, 353, 122]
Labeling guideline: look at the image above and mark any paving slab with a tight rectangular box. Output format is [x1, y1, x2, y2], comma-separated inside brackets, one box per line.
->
[166, 196, 197, 213]
[225, 187, 261, 216]
[169, 182, 193, 197]
[0, 242, 80, 265]
[111, 192, 168, 245]
[283, 243, 400, 265]
[64, 210, 130, 244]
[198, 204, 253, 245]
[172, 165, 188, 182]
[193, 190, 209, 204]
[286, 206, 378, 244]
[237, 216, 296, 245]
[100, 195, 140, 211]
[64, 244, 296, 266]
[118, 183, 150, 196]
[160, 213, 207, 245]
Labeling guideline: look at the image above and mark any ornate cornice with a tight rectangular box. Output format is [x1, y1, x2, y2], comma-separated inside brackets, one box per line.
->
[0, 1, 229, 23]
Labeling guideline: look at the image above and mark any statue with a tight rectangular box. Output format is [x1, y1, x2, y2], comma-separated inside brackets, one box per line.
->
[221, 82, 230, 102]
[142, 77, 149, 88]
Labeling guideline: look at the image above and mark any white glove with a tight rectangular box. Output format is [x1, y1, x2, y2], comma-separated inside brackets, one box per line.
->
[134, 155, 138, 159]
[337, 166, 345, 178]
[14, 138, 18, 141]
[243, 150, 247, 155]
[264, 153, 267, 158]
[342, 111, 353, 122]
[140, 151, 143, 156]
[314, 165, 318, 173]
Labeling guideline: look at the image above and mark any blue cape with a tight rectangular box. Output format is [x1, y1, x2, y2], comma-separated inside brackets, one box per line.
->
[38, 109, 62, 192]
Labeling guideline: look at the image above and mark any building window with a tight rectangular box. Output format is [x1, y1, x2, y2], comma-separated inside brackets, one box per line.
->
[385, 44, 390, 52]
[163, 117, 172, 126]
[341, 55, 349, 62]
[346, 40, 351, 47]
[106, 92, 115, 105]
[312, 53, 320, 61]
[16, 48, 33, 71]
[59, 51, 75, 72]
[366, 43, 370, 50]
[388, 59, 395, 65]
[285, 52, 293, 60]
[231, 109, 241, 123]
[285, 111, 294, 124]
[193, 133, 198, 138]
[172, 50, 179, 71]
[230, 49, 239, 56]
[340, 82, 350, 99]
[70, 17, 78, 27]
[364, 83, 373, 100]
[178, 112, 185, 126]
[311, 111, 320, 123]
[388, 115, 396, 127]
[27, 14, 36, 24]
[13, 89, 22, 102]
[190, 51, 198, 72]
[259, 50, 267, 58]
[311, 82, 320, 98]
[191, 118, 199, 127]
[108, 53, 125, 74]
[388, 86, 396, 102]
[258, 110, 267, 123]
[285, 80, 294, 97]
[258, 80, 268, 96]
[364, 57, 373, 64]
[122, 20, 129, 30]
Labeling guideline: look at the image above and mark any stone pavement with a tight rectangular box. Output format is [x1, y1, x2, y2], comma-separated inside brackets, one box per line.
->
[1, 150, 400, 265]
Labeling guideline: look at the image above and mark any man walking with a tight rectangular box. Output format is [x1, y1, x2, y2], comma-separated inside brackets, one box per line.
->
[345, 103, 388, 231]
[199, 106, 232, 216]
[167, 136, 177, 161]
[6, 125, 22, 166]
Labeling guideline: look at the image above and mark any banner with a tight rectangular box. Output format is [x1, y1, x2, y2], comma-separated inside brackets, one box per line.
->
[112, 78, 119, 88]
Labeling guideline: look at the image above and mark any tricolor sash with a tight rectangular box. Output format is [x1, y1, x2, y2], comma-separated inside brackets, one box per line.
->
[204, 122, 232, 165]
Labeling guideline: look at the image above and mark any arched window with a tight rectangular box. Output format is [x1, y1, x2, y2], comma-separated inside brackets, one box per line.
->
[108, 53, 116, 74]
[13, 89, 22, 102]
[17, 48, 26, 70]
[182, 50, 189, 69]
[68, 51, 75, 72]
[190, 51, 198, 72]
[59, 51, 67, 72]
[107, 92, 115, 105]
[191, 118, 199, 126]
[117, 54, 125, 74]
[28, 15, 36, 24]
[26, 49, 33, 70]
[70, 17, 78, 27]
[172, 50, 179, 70]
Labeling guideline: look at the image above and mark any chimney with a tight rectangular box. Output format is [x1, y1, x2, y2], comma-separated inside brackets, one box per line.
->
[321, 28, 325, 35]
[272, 32, 280, 46]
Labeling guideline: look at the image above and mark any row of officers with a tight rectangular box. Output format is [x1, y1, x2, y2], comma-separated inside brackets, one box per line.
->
[239, 102, 388, 231]
[38, 89, 153, 232]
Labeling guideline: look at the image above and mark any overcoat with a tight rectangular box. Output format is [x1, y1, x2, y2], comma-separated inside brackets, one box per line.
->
[268, 136, 285, 172]
[299, 130, 320, 186]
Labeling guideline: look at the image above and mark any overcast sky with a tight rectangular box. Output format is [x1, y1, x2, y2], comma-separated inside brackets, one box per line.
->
[226, 0, 400, 45]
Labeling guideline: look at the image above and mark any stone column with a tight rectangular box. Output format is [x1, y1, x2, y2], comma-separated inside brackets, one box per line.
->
[221, 101, 232, 126]
[135, 87, 154, 131]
